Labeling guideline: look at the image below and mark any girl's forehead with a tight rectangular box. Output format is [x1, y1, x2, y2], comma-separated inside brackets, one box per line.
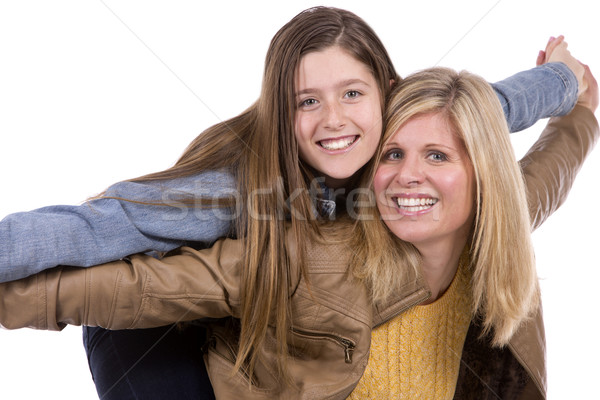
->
[297, 46, 375, 78]
[294, 47, 380, 96]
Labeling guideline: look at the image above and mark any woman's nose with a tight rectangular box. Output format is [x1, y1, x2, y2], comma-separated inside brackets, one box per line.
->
[396, 156, 424, 187]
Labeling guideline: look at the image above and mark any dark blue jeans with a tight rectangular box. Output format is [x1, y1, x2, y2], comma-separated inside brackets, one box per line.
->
[83, 325, 215, 400]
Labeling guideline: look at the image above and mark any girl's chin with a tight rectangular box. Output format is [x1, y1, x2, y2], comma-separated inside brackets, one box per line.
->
[322, 171, 360, 189]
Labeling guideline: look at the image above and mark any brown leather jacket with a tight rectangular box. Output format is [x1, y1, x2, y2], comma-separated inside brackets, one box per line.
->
[0, 106, 597, 399]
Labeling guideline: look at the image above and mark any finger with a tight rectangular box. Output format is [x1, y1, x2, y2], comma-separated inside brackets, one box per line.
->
[544, 35, 565, 58]
[536, 50, 546, 66]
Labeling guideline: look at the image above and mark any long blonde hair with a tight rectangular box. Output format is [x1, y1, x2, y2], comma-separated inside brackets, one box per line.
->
[355, 67, 539, 345]
[117, 7, 398, 379]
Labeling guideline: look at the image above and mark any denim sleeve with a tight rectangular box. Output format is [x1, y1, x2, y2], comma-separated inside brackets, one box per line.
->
[492, 62, 578, 133]
[0, 170, 237, 282]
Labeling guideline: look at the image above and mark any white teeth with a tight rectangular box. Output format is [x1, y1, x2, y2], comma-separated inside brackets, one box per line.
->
[319, 136, 357, 150]
[395, 197, 437, 211]
[396, 197, 437, 206]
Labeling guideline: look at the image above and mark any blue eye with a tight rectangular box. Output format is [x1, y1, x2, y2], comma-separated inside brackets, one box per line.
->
[428, 152, 448, 162]
[384, 149, 403, 161]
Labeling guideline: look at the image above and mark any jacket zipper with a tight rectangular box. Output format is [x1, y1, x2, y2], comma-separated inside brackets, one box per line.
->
[290, 327, 356, 363]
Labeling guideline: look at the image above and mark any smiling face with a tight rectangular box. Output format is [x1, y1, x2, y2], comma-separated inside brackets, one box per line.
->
[374, 112, 476, 250]
[294, 46, 383, 188]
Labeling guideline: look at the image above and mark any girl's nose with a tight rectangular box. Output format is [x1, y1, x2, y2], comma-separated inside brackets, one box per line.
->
[323, 102, 345, 130]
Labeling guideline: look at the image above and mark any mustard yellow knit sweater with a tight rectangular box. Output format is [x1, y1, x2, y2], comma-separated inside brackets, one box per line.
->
[349, 260, 472, 399]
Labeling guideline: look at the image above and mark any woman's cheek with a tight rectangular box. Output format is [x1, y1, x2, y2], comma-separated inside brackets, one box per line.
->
[373, 168, 392, 208]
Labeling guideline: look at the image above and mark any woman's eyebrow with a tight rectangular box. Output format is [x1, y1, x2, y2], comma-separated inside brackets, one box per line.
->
[424, 143, 458, 152]
[381, 142, 457, 152]
[382, 141, 400, 150]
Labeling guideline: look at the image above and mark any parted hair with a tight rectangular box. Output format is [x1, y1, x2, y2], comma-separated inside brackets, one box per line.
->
[353, 67, 539, 345]
[121, 7, 398, 380]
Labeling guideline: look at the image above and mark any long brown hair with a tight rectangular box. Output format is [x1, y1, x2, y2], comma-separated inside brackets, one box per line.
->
[119, 7, 398, 380]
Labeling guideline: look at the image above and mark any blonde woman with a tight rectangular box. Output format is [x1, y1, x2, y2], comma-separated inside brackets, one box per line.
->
[348, 66, 597, 398]
[1, 66, 597, 399]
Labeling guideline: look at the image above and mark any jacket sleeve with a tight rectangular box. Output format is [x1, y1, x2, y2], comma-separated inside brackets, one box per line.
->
[519, 105, 599, 230]
[492, 62, 578, 133]
[0, 170, 237, 283]
[0, 239, 244, 331]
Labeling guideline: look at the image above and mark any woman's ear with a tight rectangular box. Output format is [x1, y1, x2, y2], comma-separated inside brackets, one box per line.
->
[389, 79, 395, 88]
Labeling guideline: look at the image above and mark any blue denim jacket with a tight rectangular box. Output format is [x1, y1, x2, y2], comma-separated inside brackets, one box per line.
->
[0, 63, 577, 282]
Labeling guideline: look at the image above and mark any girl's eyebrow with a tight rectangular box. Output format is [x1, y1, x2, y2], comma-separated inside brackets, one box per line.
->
[295, 78, 371, 96]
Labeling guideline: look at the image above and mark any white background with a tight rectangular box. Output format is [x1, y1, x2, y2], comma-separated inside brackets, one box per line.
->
[0, 1, 598, 399]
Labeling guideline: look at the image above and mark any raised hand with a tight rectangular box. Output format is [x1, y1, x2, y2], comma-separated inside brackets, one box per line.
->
[537, 35, 586, 95]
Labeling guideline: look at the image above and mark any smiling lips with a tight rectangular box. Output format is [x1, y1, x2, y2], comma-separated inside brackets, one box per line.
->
[393, 196, 438, 214]
[318, 135, 358, 151]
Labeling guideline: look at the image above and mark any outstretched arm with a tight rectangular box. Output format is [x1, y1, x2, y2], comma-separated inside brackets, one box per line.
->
[492, 61, 578, 133]
[0, 170, 237, 282]
[0, 239, 244, 331]
[492, 36, 583, 133]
